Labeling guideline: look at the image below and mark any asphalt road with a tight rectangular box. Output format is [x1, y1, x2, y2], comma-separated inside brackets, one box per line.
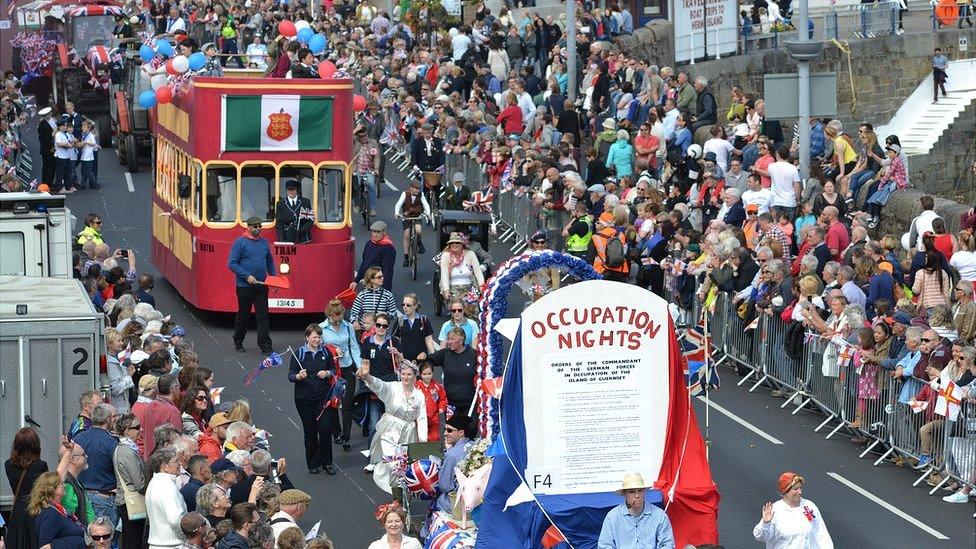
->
[29, 129, 975, 548]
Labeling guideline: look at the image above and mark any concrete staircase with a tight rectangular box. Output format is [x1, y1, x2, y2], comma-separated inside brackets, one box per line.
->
[483, 0, 567, 23]
[876, 58, 976, 156]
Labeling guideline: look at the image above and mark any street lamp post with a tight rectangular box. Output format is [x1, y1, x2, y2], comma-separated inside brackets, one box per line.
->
[568, 0, 577, 100]
[784, 0, 822, 180]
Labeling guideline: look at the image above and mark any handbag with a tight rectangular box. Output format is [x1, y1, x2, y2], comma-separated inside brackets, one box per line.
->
[113, 446, 147, 520]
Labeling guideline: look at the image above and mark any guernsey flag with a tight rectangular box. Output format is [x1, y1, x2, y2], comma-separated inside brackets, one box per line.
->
[221, 95, 333, 152]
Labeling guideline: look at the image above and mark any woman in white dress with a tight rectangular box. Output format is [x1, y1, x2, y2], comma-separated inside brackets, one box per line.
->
[356, 360, 428, 494]
[753, 472, 833, 549]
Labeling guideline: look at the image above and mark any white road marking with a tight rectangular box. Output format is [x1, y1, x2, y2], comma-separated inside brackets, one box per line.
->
[827, 472, 949, 540]
[383, 178, 397, 192]
[696, 396, 784, 445]
[124, 171, 134, 192]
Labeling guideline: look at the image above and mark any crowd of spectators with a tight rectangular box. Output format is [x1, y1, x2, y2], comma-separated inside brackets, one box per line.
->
[0, 72, 28, 185]
[7, 0, 976, 546]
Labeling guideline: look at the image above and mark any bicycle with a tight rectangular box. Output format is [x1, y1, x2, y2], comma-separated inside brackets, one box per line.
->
[420, 170, 443, 217]
[400, 215, 427, 281]
[353, 173, 372, 227]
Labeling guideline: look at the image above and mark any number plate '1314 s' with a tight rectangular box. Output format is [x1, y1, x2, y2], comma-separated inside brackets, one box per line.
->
[269, 299, 305, 309]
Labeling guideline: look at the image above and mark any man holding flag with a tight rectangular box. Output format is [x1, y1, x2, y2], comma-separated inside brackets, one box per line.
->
[228, 216, 276, 354]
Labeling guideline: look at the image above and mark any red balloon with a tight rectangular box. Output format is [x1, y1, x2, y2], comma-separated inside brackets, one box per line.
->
[317, 60, 336, 79]
[156, 86, 173, 104]
[278, 20, 297, 37]
[165, 59, 177, 75]
[352, 95, 367, 112]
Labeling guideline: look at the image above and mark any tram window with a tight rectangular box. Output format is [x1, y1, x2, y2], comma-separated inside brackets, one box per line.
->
[192, 163, 203, 223]
[206, 166, 237, 223]
[317, 167, 345, 223]
[278, 165, 314, 209]
[240, 165, 276, 222]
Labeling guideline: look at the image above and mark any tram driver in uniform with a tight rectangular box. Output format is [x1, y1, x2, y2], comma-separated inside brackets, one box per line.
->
[275, 179, 313, 244]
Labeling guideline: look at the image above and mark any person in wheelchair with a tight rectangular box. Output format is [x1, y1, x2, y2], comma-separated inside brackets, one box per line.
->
[441, 172, 472, 211]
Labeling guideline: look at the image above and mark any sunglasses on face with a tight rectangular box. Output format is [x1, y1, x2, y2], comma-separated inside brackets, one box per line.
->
[91, 534, 112, 542]
[194, 396, 207, 402]
[451, 308, 464, 312]
[375, 323, 389, 328]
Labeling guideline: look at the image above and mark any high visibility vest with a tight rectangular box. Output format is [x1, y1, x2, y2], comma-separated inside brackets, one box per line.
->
[591, 228, 629, 275]
[565, 215, 593, 252]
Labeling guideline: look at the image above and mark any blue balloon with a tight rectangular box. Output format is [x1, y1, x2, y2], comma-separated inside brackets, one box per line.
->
[138, 90, 157, 109]
[139, 44, 155, 63]
[188, 52, 206, 71]
[156, 39, 174, 57]
[296, 27, 313, 44]
[308, 34, 327, 55]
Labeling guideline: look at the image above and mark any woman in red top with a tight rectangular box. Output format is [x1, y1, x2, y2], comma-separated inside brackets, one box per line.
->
[416, 362, 447, 442]
[931, 218, 957, 263]
[750, 140, 775, 188]
[496, 93, 524, 135]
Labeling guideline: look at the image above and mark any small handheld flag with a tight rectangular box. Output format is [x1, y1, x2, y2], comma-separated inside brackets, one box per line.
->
[243, 352, 283, 386]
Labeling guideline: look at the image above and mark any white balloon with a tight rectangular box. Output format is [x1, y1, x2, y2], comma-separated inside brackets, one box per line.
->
[151, 73, 169, 90]
[171, 55, 189, 74]
[295, 20, 311, 31]
[901, 232, 911, 251]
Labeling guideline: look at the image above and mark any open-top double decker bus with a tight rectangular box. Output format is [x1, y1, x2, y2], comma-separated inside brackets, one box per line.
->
[150, 77, 355, 314]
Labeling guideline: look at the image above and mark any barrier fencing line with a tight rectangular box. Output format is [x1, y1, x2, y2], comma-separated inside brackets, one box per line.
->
[662, 270, 976, 500]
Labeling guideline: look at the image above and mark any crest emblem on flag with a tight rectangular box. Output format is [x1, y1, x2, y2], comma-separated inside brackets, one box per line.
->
[266, 110, 293, 142]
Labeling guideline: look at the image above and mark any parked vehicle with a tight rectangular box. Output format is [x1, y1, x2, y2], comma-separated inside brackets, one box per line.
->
[0, 192, 75, 278]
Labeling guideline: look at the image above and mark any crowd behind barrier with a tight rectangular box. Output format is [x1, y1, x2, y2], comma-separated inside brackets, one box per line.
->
[662, 268, 976, 503]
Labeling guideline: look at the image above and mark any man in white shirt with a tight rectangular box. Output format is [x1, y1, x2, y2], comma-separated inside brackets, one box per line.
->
[53, 118, 78, 194]
[702, 125, 737, 172]
[514, 79, 535, 120]
[164, 6, 185, 34]
[270, 489, 310, 543]
[766, 145, 801, 221]
[451, 26, 472, 62]
[741, 173, 772, 214]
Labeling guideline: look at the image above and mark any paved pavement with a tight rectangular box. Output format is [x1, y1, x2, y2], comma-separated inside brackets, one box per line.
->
[27, 131, 976, 547]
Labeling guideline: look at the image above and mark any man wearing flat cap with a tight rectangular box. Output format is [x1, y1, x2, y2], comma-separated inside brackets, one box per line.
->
[228, 216, 275, 353]
[275, 180, 313, 244]
[411, 123, 445, 176]
[270, 489, 310, 542]
[441, 172, 472, 211]
[598, 472, 674, 548]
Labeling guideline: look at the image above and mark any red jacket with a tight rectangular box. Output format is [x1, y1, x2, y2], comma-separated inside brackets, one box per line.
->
[141, 397, 183, 458]
[416, 379, 447, 442]
[198, 432, 223, 463]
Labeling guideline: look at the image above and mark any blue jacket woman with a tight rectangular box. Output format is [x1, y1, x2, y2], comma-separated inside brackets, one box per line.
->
[606, 130, 635, 179]
[319, 299, 362, 450]
[288, 324, 340, 475]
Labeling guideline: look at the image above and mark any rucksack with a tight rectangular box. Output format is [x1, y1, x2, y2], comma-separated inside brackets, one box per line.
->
[605, 235, 626, 268]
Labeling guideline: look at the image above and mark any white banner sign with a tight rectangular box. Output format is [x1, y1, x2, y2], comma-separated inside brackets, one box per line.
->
[520, 280, 671, 495]
[673, 0, 738, 63]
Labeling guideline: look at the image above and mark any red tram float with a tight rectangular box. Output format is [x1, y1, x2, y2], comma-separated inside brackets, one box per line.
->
[150, 77, 355, 314]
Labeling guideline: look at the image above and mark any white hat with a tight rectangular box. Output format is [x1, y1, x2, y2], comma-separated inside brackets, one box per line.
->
[38, 107, 52, 116]
[616, 472, 651, 493]
[602, 118, 617, 131]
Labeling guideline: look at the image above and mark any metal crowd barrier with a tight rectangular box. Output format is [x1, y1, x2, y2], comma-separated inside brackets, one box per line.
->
[697, 287, 976, 500]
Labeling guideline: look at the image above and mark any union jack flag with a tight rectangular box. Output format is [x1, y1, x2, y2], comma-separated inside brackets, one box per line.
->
[243, 351, 283, 386]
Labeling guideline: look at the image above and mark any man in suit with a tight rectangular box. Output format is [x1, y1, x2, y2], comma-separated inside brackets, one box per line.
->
[37, 107, 57, 185]
[441, 172, 472, 211]
[410, 123, 444, 173]
[290, 48, 319, 79]
[275, 180, 313, 243]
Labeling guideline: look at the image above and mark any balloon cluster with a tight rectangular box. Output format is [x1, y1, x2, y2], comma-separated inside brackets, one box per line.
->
[279, 20, 327, 54]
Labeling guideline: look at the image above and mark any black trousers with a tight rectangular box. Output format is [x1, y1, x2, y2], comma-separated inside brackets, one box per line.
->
[295, 398, 336, 469]
[53, 157, 73, 191]
[233, 285, 272, 349]
[41, 153, 55, 185]
[339, 367, 357, 441]
[117, 505, 145, 549]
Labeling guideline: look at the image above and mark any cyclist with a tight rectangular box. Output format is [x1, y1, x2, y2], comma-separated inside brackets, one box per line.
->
[394, 181, 431, 268]
[410, 122, 444, 202]
[353, 124, 381, 217]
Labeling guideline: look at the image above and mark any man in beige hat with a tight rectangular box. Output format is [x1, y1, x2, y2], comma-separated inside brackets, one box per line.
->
[270, 489, 310, 541]
[598, 472, 674, 548]
[197, 412, 233, 462]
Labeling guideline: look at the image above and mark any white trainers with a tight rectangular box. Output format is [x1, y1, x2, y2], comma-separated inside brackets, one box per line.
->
[942, 491, 970, 504]
[363, 463, 375, 473]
